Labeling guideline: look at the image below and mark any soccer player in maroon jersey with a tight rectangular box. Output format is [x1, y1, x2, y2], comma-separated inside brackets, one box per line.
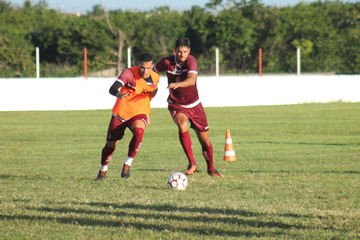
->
[154, 37, 223, 177]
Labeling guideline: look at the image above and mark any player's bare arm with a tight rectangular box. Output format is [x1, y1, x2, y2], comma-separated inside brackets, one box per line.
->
[168, 72, 197, 90]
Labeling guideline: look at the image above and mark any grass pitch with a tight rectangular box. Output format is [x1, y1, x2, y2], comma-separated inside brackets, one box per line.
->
[1, 102, 359, 239]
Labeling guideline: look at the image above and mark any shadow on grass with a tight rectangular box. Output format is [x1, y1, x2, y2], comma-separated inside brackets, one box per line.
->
[3, 198, 353, 238]
[1, 204, 298, 239]
[0, 174, 53, 180]
[3, 200, 343, 238]
[1, 212, 278, 238]
[99, 202, 345, 222]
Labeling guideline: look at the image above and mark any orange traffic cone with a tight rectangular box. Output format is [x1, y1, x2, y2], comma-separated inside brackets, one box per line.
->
[223, 129, 236, 161]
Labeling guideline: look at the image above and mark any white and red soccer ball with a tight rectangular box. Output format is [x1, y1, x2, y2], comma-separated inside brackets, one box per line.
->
[167, 172, 188, 190]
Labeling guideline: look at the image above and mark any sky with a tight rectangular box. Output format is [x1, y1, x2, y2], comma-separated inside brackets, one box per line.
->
[10, 0, 358, 14]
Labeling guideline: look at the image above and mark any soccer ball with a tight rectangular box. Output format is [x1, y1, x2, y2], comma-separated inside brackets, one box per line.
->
[167, 172, 188, 190]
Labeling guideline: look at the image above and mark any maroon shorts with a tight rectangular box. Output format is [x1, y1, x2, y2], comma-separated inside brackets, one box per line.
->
[106, 114, 148, 141]
[168, 102, 209, 132]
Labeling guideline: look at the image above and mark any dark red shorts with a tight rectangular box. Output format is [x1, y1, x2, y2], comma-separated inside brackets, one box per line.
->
[106, 114, 148, 141]
[168, 102, 209, 132]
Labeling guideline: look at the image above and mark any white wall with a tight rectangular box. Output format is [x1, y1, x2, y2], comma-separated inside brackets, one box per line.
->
[0, 75, 359, 111]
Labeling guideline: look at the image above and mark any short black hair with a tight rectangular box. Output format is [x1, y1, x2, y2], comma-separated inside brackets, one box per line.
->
[175, 37, 191, 48]
[138, 53, 153, 63]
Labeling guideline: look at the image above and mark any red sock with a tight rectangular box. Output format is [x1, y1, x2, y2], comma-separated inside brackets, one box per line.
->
[101, 144, 115, 166]
[203, 144, 215, 172]
[128, 127, 144, 158]
[179, 131, 196, 165]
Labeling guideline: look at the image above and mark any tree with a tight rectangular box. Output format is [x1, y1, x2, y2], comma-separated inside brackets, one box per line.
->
[106, 10, 138, 74]
[87, 4, 105, 16]
[183, 6, 217, 74]
[135, 7, 187, 59]
[0, 4, 58, 77]
[267, 1, 358, 73]
[0, 0, 11, 13]
[213, 8, 257, 72]
[0, 35, 35, 77]
[0, 0, 359, 77]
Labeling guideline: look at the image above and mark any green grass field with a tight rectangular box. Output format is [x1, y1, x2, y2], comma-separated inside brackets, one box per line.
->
[1, 102, 359, 239]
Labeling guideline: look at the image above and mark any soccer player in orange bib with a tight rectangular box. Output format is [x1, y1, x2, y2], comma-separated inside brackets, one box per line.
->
[154, 37, 223, 177]
[96, 53, 159, 180]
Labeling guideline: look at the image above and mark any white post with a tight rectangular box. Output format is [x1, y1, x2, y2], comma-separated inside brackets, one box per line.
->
[297, 48, 301, 76]
[36, 47, 40, 78]
[216, 47, 219, 78]
[127, 47, 131, 68]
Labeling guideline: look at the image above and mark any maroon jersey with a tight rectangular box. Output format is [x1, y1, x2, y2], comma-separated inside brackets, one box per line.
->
[154, 55, 199, 106]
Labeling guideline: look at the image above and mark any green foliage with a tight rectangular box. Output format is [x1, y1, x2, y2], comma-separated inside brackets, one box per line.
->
[130, 7, 187, 62]
[214, 8, 257, 72]
[183, 6, 217, 73]
[0, 0, 359, 77]
[261, 1, 360, 73]
[40, 62, 81, 77]
[1, 103, 359, 239]
[53, 16, 113, 71]
[0, 0, 11, 13]
[87, 4, 105, 16]
[0, 35, 35, 77]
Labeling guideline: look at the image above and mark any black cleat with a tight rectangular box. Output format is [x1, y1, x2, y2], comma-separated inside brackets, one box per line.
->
[96, 170, 107, 180]
[208, 169, 224, 177]
[121, 164, 131, 178]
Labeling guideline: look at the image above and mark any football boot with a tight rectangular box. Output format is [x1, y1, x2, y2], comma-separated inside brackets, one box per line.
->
[185, 164, 197, 175]
[208, 169, 224, 177]
[121, 164, 131, 178]
[96, 170, 107, 180]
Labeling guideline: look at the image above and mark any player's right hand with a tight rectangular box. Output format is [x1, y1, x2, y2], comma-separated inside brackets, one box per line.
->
[116, 92, 132, 99]
[168, 83, 180, 90]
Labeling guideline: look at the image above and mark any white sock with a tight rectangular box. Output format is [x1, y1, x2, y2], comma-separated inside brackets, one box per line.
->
[100, 165, 108, 171]
[124, 156, 134, 166]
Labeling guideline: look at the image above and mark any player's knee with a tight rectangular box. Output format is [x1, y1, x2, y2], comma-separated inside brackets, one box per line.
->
[106, 141, 117, 150]
[133, 127, 145, 138]
[175, 121, 188, 132]
[204, 140, 211, 147]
